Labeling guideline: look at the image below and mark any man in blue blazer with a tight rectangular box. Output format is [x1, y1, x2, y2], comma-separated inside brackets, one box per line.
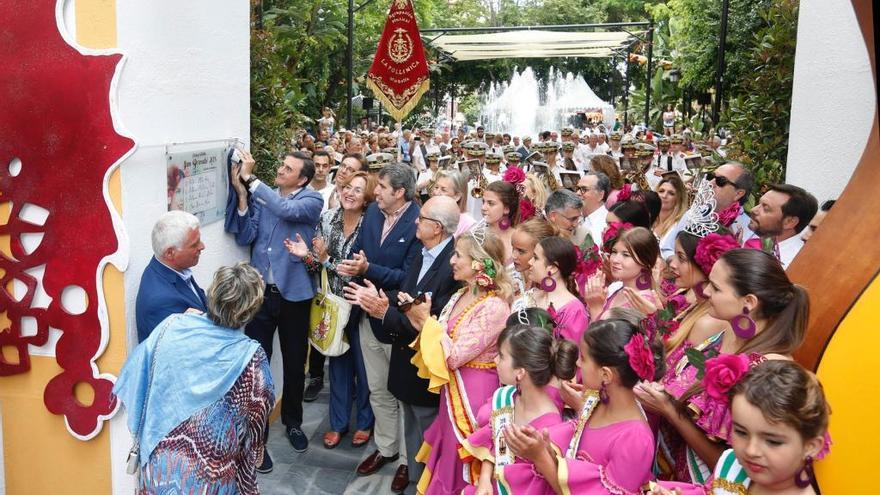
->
[135, 210, 207, 342]
[230, 149, 323, 467]
[338, 163, 422, 477]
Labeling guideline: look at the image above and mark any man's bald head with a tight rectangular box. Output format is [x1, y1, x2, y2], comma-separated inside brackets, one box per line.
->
[423, 195, 460, 236]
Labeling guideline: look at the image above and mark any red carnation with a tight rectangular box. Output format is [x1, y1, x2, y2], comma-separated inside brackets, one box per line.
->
[617, 183, 633, 202]
[602, 221, 634, 253]
[694, 233, 740, 275]
[519, 198, 536, 221]
[624, 333, 655, 381]
[503, 166, 526, 185]
[702, 353, 750, 401]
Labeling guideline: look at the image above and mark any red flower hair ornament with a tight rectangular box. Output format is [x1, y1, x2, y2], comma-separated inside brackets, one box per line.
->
[601, 221, 634, 253]
[694, 233, 740, 275]
[624, 333, 655, 381]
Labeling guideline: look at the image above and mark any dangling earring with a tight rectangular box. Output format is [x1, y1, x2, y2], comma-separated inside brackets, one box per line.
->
[499, 215, 511, 230]
[636, 270, 652, 290]
[794, 455, 815, 489]
[599, 382, 609, 404]
[515, 375, 522, 395]
[730, 306, 757, 339]
[540, 271, 557, 292]
[693, 281, 708, 299]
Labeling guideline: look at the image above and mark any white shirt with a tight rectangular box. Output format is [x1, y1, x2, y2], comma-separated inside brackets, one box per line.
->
[309, 182, 335, 212]
[660, 209, 754, 260]
[777, 235, 805, 269]
[573, 205, 608, 247]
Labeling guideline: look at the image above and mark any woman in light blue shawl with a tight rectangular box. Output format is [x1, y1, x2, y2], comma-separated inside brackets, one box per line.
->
[114, 262, 274, 493]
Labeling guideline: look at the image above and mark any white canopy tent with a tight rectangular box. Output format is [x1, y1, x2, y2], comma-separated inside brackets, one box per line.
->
[425, 29, 643, 62]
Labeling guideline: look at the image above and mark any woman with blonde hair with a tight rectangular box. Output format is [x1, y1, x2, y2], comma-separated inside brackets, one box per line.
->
[404, 230, 512, 494]
[523, 174, 548, 212]
[431, 169, 477, 236]
[653, 174, 689, 245]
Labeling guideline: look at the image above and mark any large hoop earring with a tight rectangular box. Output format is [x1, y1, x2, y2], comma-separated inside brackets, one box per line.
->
[636, 270, 652, 290]
[499, 215, 511, 230]
[540, 271, 557, 292]
[794, 455, 815, 489]
[599, 382, 609, 404]
[730, 306, 757, 339]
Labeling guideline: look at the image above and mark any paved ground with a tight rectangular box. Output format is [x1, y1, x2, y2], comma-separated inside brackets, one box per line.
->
[257, 374, 406, 494]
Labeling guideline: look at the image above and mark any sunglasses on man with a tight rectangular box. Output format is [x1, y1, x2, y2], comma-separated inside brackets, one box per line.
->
[705, 171, 738, 188]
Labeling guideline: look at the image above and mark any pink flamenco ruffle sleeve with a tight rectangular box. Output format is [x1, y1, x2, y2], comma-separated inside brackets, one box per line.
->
[442, 297, 510, 370]
[554, 422, 656, 495]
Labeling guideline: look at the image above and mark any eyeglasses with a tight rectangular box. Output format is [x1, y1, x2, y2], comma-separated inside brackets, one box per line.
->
[399, 292, 427, 313]
[576, 186, 596, 194]
[418, 214, 443, 226]
[705, 172, 737, 188]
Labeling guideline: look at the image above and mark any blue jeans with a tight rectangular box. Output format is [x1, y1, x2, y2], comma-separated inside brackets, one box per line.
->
[328, 319, 374, 433]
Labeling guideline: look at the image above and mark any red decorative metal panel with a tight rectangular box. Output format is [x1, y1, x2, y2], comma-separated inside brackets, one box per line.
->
[0, 1, 134, 439]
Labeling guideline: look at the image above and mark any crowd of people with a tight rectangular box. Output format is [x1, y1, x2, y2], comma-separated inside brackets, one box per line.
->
[113, 114, 836, 495]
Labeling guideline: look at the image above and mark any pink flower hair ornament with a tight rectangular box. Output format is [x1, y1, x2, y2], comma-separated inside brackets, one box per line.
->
[624, 332, 656, 381]
[503, 165, 526, 185]
[471, 259, 498, 290]
[616, 183, 633, 202]
[694, 233, 740, 275]
[601, 221, 634, 253]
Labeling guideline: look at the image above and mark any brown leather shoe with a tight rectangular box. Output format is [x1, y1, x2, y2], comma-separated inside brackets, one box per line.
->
[356, 449, 399, 476]
[391, 464, 410, 493]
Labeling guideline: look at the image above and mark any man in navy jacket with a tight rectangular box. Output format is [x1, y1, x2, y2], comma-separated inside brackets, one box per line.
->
[338, 162, 422, 478]
[230, 149, 323, 466]
[135, 210, 206, 342]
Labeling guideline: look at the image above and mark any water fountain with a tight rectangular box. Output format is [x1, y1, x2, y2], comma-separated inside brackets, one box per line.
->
[478, 67, 615, 137]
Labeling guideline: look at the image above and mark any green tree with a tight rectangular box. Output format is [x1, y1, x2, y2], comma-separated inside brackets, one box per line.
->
[722, 0, 798, 196]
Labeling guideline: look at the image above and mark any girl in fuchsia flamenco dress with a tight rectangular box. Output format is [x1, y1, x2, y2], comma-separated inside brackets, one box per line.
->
[501, 317, 667, 494]
[460, 318, 578, 495]
[646, 360, 831, 495]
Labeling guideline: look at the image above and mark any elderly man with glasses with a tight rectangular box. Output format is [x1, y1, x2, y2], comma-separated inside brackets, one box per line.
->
[573, 172, 610, 247]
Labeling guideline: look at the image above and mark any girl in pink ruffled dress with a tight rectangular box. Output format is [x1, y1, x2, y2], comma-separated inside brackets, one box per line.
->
[524, 236, 590, 345]
[460, 322, 578, 495]
[635, 249, 812, 484]
[647, 360, 831, 495]
[502, 317, 667, 494]
[585, 225, 661, 321]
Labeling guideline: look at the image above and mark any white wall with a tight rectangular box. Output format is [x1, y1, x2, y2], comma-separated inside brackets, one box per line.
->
[785, 0, 874, 203]
[111, 1, 260, 493]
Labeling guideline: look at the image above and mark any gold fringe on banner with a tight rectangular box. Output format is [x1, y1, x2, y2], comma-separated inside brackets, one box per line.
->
[366, 75, 430, 123]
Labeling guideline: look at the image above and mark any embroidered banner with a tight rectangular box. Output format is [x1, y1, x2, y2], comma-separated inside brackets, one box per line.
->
[366, 0, 430, 122]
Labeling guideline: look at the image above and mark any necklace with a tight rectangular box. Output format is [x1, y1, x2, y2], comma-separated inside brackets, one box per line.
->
[447, 288, 496, 340]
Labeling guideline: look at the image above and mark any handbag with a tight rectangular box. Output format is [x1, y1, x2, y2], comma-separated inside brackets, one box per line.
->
[309, 268, 351, 357]
[125, 316, 174, 474]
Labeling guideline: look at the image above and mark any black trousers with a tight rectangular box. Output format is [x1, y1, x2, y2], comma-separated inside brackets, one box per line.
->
[308, 342, 325, 379]
[245, 285, 311, 427]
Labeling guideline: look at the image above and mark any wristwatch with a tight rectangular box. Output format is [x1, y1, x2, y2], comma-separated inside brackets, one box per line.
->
[243, 175, 258, 188]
